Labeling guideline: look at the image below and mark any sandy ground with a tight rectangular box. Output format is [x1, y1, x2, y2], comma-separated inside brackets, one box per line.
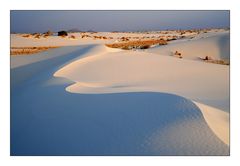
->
[10, 28, 229, 155]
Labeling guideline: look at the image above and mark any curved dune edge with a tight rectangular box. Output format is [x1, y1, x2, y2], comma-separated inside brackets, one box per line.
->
[65, 81, 229, 146]
[193, 102, 229, 145]
[53, 34, 229, 147]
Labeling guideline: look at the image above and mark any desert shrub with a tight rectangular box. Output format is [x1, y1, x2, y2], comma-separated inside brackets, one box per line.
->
[58, 31, 68, 37]
[139, 45, 151, 49]
[174, 51, 181, 56]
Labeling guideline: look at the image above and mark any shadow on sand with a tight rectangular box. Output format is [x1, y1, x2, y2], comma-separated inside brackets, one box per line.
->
[11, 45, 229, 156]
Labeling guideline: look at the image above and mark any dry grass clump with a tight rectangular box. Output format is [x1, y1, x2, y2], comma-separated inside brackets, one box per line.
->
[11, 46, 59, 55]
[200, 56, 212, 61]
[93, 36, 108, 40]
[199, 56, 229, 65]
[81, 34, 91, 38]
[21, 31, 54, 39]
[106, 39, 167, 50]
[34, 34, 41, 39]
[205, 59, 230, 65]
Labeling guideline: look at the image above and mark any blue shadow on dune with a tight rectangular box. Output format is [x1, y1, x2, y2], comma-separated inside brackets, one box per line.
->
[11, 45, 96, 90]
[11, 87, 229, 155]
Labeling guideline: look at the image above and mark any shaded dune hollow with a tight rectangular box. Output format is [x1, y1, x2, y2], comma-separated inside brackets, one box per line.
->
[11, 90, 229, 155]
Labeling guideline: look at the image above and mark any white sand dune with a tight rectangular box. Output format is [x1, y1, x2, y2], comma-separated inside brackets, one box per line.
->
[54, 44, 229, 146]
[11, 30, 229, 155]
[55, 49, 229, 111]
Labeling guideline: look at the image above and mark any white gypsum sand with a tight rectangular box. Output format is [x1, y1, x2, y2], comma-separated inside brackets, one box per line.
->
[11, 29, 229, 155]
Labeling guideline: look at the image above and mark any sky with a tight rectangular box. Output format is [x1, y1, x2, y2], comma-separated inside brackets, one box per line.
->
[10, 10, 230, 33]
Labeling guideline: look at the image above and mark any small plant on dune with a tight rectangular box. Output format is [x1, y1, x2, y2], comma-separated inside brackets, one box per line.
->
[203, 56, 212, 60]
[174, 51, 183, 59]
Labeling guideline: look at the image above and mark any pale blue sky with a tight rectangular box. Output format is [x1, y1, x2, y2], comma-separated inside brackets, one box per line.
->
[10, 10, 230, 33]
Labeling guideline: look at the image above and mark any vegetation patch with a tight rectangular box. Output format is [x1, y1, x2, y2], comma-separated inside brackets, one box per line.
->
[11, 46, 59, 55]
[106, 39, 167, 50]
